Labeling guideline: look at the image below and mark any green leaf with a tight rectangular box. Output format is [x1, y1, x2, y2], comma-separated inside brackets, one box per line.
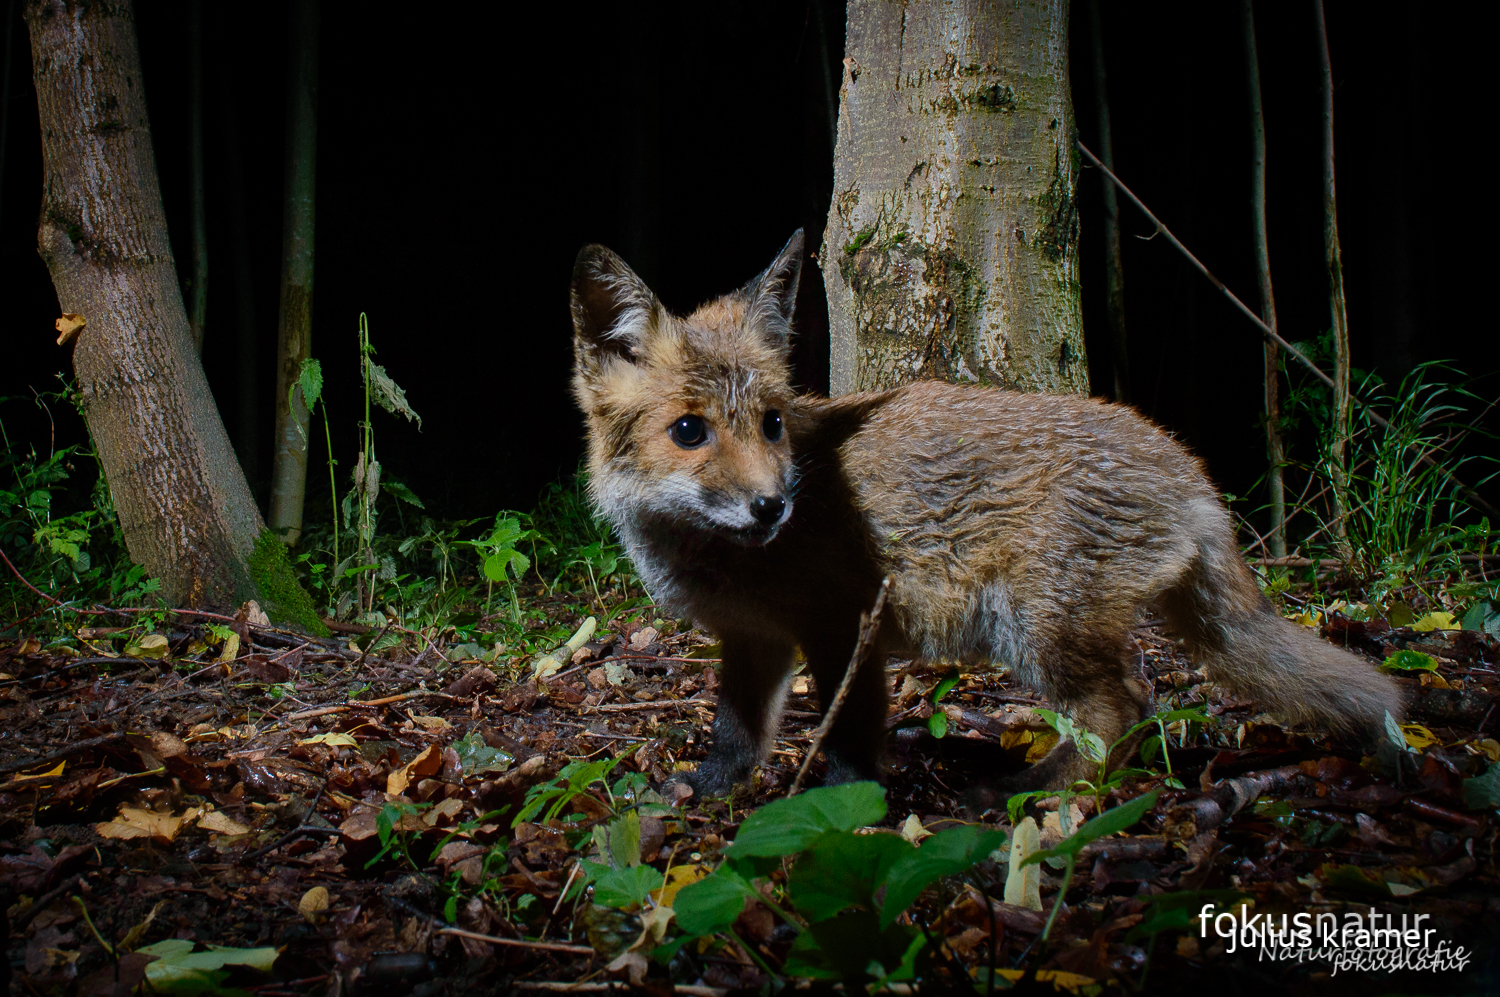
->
[672, 867, 759, 935]
[138, 939, 278, 994]
[878, 824, 1006, 927]
[787, 830, 913, 922]
[927, 711, 948, 739]
[931, 674, 960, 703]
[382, 480, 425, 508]
[296, 357, 323, 409]
[594, 863, 663, 909]
[1021, 789, 1160, 867]
[804, 909, 917, 983]
[1462, 762, 1500, 810]
[606, 811, 643, 870]
[452, 731, 512, 778]
[725, 782, 887, 858]
[1382, 649, 1438, 672]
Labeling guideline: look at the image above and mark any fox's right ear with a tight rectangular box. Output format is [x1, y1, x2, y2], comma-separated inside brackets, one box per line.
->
[570, 245, 661, 364]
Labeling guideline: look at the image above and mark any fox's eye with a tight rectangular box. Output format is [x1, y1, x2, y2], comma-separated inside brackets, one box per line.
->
[670, 414, 708, 448]
[762, 409, 783, 442]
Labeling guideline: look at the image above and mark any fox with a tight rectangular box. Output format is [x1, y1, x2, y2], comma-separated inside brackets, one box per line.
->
[568, 229, 1403, 800]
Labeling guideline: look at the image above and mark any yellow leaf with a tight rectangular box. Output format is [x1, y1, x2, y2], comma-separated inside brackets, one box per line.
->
[55, 313, 86, 346]
[217, 632, 241, 663]
[651, 863, 708, 908]
[126, 633, 170, 660]
[298, 886, 330, 923]
[96, 805, 202, 843]
[1288, 609, 1319, 628]
[1412, 611, 1460, 633]
[1401, 724, 1440, 750]
[300, 732, 359, 747]
[1471, 738, 1500, 763]
[199, 810, 252, 835]
[900, 813, 933, 844]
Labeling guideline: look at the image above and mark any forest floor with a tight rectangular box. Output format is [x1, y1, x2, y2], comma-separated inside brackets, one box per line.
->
[1, 591, 1498, 996]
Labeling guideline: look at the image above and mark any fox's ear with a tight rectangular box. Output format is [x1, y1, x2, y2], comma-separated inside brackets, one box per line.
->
[571, 245, 662, 362]
[743, 229, 804, 347]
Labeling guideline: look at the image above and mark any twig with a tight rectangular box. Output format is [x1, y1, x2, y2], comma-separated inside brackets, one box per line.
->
[1077, 139, 1499, 521]
[582, 698, 715, 714]
[1161, 764, 1303, 838]
[789, 576, 891, 796]
[282, 689, 456, 721]
[436, 927, 595, 955]
[0, 547, 66, 606]
[0, 733, 126, 776]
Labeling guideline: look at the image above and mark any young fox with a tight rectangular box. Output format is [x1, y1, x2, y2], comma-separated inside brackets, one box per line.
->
[569, 231, 1403, 798]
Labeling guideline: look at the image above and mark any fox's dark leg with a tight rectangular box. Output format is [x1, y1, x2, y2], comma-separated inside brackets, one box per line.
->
[685, 632, 797, 798]
[974, 630, 1153, 805]
[802, 630, 889, 785]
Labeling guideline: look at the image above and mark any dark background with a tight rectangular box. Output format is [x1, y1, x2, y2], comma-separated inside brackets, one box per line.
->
[1, 2, 1493, 532]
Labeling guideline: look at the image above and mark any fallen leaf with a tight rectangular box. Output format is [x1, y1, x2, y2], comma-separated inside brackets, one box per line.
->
[55, 313, 86, 345]
[387, 744, 442, 796]
[216, 631, 241, 663]
[96, 806, 202, 844]
[1412, 611, 1460, 633]
[198, 810, 252, 835]
[125, 633, 170, 660]
[650, 863, 708, 907]
[298, 886, 330, 923]
[0, 760, 66, 790]
[300, 731, 359, 747]
[406, 711, 453, 731]
[900, 813, 933, 844]
[1401, 723, 1441, 750]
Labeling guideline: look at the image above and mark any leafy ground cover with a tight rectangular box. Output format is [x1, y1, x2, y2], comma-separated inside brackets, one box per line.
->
[1, 581, 1498, 995]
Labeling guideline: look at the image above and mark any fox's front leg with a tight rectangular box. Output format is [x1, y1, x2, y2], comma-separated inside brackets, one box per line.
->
[682, 632, 796, 798]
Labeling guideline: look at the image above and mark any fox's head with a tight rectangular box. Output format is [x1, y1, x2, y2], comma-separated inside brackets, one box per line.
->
[570, 231, 803, 545]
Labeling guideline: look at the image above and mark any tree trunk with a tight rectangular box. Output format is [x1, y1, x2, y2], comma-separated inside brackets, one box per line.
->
[222, 75, 259, 487]
[1087, 0, 1127, 404]
[1314, 0, 1350, 547]
[268, 0, 319, 545]
[822, 0, 1087, 397]
[185, 0, 206, 354]
[26, 0, 263, 608]
[1243, 0, 1284, 558]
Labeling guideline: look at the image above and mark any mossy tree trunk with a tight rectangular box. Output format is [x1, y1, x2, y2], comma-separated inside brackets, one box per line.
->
[822, 0, 1088, 396]
[26, 0, 264, 608]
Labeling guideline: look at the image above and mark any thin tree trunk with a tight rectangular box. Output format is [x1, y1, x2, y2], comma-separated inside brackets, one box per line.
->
[268, 0, 319, 545]
[1, 0, 16, 227]
[185, 0, 206, 354]
[1243, 0, 1285, 559]
[1314, 0, 1350, 548]
[222, 73, 258, 486]
[822, 0, 1087, 396]
[1088, 0, 1127, 404]
[26, 0, 263, 608]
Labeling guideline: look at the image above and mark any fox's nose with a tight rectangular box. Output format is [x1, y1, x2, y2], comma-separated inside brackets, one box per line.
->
[750, 494, 786, 526]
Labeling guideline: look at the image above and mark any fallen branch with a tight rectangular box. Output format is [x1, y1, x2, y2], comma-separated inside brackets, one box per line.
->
[583, 698, 715, 714]
[1077, 139, 1498, 521]
[282, 689, 456, 721]
[436, 927, 595, 955]
[1161, 765, 1303, 839]
[789, 576, 891, 796]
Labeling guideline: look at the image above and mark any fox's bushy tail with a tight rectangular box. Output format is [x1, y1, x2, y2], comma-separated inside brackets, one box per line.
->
[1159, 521, 1403, 734]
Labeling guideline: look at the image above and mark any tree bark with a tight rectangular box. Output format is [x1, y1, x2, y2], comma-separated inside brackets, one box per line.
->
[1087, 0, 1127, 404]
[185, 0, 206, 354]
[1243, 0, 1284, 558]
[26, 0, 263, 608]
[1314, 0, 1350, 547]
[822, 0, 1087, 397]
[268, 0, 318, 545]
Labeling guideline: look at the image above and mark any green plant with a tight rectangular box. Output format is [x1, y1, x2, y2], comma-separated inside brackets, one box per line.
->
[647, 782, 1005, 988]
[926, 671, 961, 738]
[461, 514, 544, 620]
[363, 800, 432, 870]
[512, 756, 628, 827]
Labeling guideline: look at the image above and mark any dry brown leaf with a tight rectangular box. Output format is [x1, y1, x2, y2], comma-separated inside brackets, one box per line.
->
[199, 810, 252, 835]
[96, 806, 202, 844]
[406, 711, 453, 732]
[387, 744, 442, 796]
[55, 313, 86, 345]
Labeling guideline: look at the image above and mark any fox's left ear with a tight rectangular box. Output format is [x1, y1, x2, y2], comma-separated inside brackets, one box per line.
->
[743, 229, 804, 348]
[571, 244, 662, 365]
